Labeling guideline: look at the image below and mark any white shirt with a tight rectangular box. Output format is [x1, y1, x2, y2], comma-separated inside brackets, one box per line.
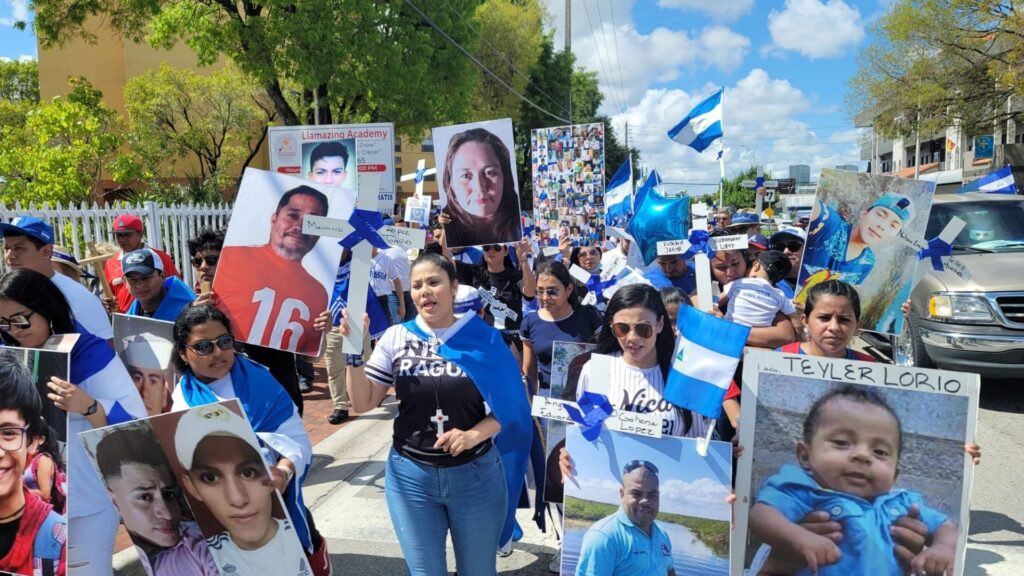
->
[383, 246, 411, 292]
[206, 518, 311, 576]
[52, 272, 113, 339]
[576, 353, 710, 439]
[723, 277, 796, 328]
[369, 252, 399, 296]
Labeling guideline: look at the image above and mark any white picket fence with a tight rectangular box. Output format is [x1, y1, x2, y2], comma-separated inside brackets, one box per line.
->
[0, 201, 232, 289]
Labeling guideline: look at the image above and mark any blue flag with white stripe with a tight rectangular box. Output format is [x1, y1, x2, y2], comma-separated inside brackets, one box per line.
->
[331, 260, 390, 338]
[664, 306, 750, 419]
[957, 166, 1017, 194]
[632, 169, 662, 215]
[667, 89, 723, 152]
[604, 161, 633, 228]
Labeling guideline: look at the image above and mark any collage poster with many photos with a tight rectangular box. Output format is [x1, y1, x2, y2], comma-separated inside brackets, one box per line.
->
[530, 123, 606, 247]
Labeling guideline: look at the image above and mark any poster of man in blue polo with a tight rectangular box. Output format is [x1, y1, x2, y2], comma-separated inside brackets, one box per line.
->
[795, 168, 936, 335]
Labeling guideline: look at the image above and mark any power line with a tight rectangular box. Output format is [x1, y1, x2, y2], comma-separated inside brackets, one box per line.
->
[402, 0, 570, 124]
[595, 0, 627, 115]
[580, 0, 625, 116]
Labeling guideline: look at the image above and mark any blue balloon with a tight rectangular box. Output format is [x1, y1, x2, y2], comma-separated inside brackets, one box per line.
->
[627, 189, 690, 266]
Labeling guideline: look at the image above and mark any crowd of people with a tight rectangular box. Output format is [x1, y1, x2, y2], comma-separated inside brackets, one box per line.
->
[0, 201, 981, 576]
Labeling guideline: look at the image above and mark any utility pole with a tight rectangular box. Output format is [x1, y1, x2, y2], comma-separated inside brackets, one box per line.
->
[565, 0, 572, 122]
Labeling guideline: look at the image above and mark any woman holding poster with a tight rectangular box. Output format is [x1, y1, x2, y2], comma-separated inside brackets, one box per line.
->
[436, 123, 523, 247]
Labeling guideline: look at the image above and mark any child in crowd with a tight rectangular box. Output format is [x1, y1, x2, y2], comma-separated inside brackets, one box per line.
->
[750, 386, 959, 576]
[23, 423, 67, 514]
[720, 250, 803, 338]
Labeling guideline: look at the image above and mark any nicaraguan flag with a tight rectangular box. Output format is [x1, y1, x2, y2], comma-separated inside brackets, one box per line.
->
[957, 166, 1017, 194]
[667, 89, 723, 152]
[664, 306, 750, 419]
[632, 169, 662, 213]
[604, 161, 633, 228]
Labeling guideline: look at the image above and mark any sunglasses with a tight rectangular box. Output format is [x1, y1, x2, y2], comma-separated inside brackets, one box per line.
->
[772, 241, 804, 253]
[185, 334, 235, 356]
[113, 231, 138, 238]
[623, 460, 659, 476]
[0, 310, 35, 332]
[536, 288, 561, 297]
[190, 255, 220, 269]
[482, 244, 505, 252]
[611, 322, 655, 339]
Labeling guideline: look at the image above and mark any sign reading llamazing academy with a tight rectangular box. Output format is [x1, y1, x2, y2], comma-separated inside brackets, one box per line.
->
[268, 123, 396, 213]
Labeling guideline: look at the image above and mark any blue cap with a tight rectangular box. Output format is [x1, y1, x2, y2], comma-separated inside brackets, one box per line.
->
[748, 234, 770, 249]
[869, 193, 914, 222]
[726, 212, 760, 227]
[0, 216, 55, 245]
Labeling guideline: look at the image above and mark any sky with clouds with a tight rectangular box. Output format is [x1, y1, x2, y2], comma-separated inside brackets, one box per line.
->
[0, 0, 890, 195]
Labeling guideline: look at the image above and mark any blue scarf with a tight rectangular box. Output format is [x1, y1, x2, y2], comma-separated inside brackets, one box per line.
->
[127, 276, 196, 322]
[70, 322, 139, 424]
[403, 316, 532, 545]
[177, 354, 313, 552]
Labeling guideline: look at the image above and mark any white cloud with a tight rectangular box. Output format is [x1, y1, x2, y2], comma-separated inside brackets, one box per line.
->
[660, 477, 731, 520]
[657, 0, 755, 21]
[0, 0, 28, 27]
[698, 26, 750, 73]
[765, 0, 865, 59]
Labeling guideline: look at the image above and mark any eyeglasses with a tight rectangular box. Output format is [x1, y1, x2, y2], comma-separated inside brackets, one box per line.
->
[537, 288, 561, 297]
[185, 334, 235, 356]
[623, 460, 659, 477]
[482, 244, 505, 252]
[0, 426, 30, 452]
[611, 322, 655, 339]
[113, 231, 138, 238]
[190, 255, 220, 269]
[772, 241, 804, 253]
[0, 310, 35, 332]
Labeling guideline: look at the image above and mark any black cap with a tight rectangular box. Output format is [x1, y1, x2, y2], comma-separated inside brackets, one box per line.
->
[758, 250, 792, 285]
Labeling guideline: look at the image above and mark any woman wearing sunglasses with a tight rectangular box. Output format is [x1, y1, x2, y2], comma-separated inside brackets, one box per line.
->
[471, 238, 536, 353]
[0, 268, 148, 574]
[169, 305, 331, 575]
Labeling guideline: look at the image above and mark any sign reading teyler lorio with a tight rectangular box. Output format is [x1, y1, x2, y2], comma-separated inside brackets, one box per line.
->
[732, 350, 979, 576]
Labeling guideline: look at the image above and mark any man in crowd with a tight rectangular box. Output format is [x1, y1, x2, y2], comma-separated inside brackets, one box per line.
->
[645, 254, 697, 293]
[576, 460, 675, 576]
[725, 211, 761, 237]
[214, 186, 331, 356]
[123, 249, 196, 321]
[0, 215, 113, 341]
[95, 424, 218, 575]
[105, 214, 181, 313]
[769, 226, 807, 299]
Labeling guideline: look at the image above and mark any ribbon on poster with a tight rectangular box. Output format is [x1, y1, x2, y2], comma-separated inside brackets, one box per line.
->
[918, 236, 953, 271]
[563, 391, 614, 441]
[682, 230, 716, 260]
[585, 274, 618, 305]
[339, 209, 388, 250]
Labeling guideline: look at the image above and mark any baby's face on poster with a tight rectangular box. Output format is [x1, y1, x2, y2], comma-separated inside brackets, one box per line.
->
[108, 463, 182, 548]
[184, 436, 276, 550]
[857, 206, 903, 246]
[798, 398, 900, 500]
[451, 141, 504, 219]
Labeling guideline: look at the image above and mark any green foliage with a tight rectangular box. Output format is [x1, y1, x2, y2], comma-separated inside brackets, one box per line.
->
[33, 0, 484, 132]
[122, 63, 276, 197]
[467, 0, 544, 123]
[695, 166, 764, 209]
[0, 78, 124, 204]
[0, 59, 39, 103]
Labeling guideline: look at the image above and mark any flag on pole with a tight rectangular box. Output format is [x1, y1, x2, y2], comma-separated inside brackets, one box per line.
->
[604, 161, 634, 228]
[633, 169, 661, 213]
[664, 306, 750, 419]
[957, 166, 1017, 194]
[667, 89, 723, 152]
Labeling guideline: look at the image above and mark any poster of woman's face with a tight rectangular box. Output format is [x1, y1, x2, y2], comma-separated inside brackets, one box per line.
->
[112, 314, 179, 417]
[797, 169, 936, 335]
[433, 118, 523, 248]
[733, 350, 979, 576]
[563, 427, 731, 576]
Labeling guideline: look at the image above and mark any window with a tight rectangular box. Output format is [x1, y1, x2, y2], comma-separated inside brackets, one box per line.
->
[421, 138, 434, 152]
[394, 143, 402, 152]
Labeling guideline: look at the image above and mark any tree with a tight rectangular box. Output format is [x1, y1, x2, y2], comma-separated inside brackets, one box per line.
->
[848, 0, 1024, 140]
[0, 78, 124, 204]
[33, 0, 483, 134]
[0, 59, 39, 103]
[695, 166, 763, 209]
[123, 63, 277, 196]
[467, 0, 544, 123]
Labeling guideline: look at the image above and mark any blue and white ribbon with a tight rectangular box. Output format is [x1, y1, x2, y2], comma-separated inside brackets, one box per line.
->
[339, 209, 389, 250]
[563, 392, 614, 441]
[682, 229, 716, 260]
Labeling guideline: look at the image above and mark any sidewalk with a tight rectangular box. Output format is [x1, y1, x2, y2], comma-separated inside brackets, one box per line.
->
[114, 363, 560, 575]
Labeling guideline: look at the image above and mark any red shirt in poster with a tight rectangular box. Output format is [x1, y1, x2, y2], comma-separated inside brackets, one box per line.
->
[213, 244, 328, 355]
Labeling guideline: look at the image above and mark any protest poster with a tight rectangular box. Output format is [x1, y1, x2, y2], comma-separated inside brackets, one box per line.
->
[213, 168, 351, 356]
[530, 123, 606, 247]
[562, 426, 731, 576]
[403, 194, 431, 227]
[433, 118, 523, 248]
[733, 350, 979, 576]
[112, 314, 178, 417]
[80, 400, 309, 576]
[542, 341, 596, 504]
[796, 168, 936, 335]
[268, 123, 396, 213]
[0, 346, 69, 575]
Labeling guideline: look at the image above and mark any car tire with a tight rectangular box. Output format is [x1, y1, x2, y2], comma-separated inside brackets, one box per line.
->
[899, 313, 935, 369]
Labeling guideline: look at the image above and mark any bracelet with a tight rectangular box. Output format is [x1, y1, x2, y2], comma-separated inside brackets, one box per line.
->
[345, 353, 365, 367]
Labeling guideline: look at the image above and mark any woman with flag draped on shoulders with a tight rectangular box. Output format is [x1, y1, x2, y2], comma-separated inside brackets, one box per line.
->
[0, 268, 148, 575]
[339, 251, 531, 576]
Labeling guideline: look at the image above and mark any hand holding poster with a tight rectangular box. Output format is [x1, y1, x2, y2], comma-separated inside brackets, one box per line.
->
[732, 350, 979, 576]
[530, 123, 607, 246]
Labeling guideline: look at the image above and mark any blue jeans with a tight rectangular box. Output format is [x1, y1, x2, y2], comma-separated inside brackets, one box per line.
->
[385, 446, 507, 576]
[387, 292, 402, 325]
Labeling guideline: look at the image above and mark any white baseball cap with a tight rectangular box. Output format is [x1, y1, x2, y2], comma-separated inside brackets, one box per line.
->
[174, 404, 261, 470]
[122, 332, 174, 371]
